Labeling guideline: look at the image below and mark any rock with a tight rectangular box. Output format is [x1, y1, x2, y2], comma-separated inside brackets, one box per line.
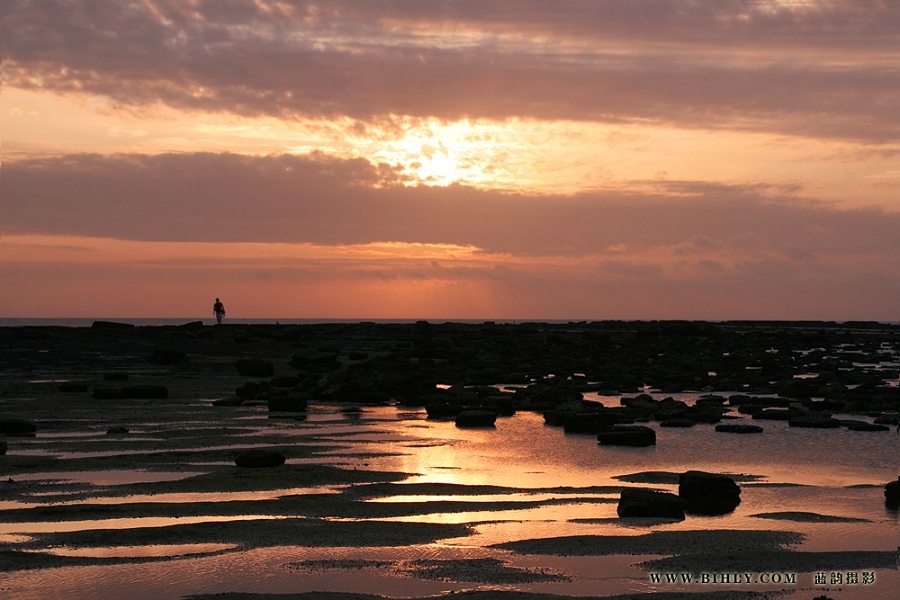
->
[234, 359, 275, 377]
[234, 450, 286, 468]
[121, 384, 169, 399]
[103, 372, 129, 381]
[598, 425, 656, 447]
[0, 419, 37, 436]
[425, 402, 462, 419]
[267, 395, 308, 412]
[57, 383, 89, 392]
[715, 423, 764, 434]
[846, 423, 890, 432]
[617, 488, 685, 520]
[885, 478, 899, 508]
[455, 410, 497, 428]
[788, 415, 841, 428]
[106, 426, 129, 435]
[659, 418, 696, 428]
[92, 387, 125, 400]
[563, 411, 621, 434]
[679, 470, 741, 515]
[0, 440, 7, 455]
[753, 408, 798, 421]
[212, 397, 245, 406]
[147, 348, 186, 366]
[91, 320, 135, 330]
[236, 381, 262, 400]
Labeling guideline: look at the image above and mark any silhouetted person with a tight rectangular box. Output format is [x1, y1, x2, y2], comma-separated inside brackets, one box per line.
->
[213, 298, 226, 325]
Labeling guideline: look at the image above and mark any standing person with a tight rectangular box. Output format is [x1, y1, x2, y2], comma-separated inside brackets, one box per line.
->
[213, 298, 226, 325]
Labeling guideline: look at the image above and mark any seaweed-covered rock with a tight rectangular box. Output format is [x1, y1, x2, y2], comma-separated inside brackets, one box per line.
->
[617, 488, 685, 520]
[235, 450, 286, 468]
[598, 425, 656, 447]
[455, 410, 497, 428]
[679, 470, 741, 515]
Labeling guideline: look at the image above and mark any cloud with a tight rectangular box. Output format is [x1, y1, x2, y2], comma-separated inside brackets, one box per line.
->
[6, 0, 900, 141]
[5, 152, 899, 264]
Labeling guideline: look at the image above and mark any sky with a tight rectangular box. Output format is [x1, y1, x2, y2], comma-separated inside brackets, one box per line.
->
[2, 0, 899, 321]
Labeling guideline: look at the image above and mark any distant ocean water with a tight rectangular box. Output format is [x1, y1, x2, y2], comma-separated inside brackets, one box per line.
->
[0, 318, 476, 327]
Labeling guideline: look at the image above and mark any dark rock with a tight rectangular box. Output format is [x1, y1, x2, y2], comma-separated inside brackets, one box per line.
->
[270, 376, 304, 389]
[788, 415, 841, 428]
[106, 426, 129, 435]
[147, 348, 186, 366]
[753, 408, 799, 421]
[679, 470, 741, 515]
[885, 478, 899, 508]
[659, 418, 696, 428]
[563, 411, 622, 434]
[846, 423, 890, 432]
[0, 419, 37, 436]
[234, 450, 286, 468]
[234, 358, 275, 377]
[0, 440, 7, 454]
[103, 372, 129, 381]
[236, 381, 262, 400]
[121, 384, 169, 399]
[57, 383, 89, 392]
[92, 387, 125, 399]
[617, 488, 685, 520]
[212, 397, 245, 406]
[91, 320, 135, 330]
[598, 425, 656, 447]
[715, 423, 764, 434]
[455, 410, 497, 428]
[267, 395, 308, 412]
[425, 402, 462, 419]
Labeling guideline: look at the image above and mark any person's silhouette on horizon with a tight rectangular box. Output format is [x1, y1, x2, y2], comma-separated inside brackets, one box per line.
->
[213, 298, 226, 325]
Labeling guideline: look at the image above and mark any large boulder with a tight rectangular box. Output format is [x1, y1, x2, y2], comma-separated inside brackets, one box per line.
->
[598, 425, 656, 447]
[455, 410, 497, 428]
[235, 450, 286, 468]
[617, 488, 685, 520]
[234, 359, 275, 377]
[678, 470, 741, 515]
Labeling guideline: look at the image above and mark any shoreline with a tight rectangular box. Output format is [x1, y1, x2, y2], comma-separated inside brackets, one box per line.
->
[1, 322, 897, 598]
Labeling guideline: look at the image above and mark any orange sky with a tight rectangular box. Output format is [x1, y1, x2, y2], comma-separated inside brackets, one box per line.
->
[3, 1, 899, 320]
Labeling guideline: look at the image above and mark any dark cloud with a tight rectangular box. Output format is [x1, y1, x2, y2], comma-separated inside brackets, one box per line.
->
[5, 152, 899, 262]
[5, 0, 900, 141]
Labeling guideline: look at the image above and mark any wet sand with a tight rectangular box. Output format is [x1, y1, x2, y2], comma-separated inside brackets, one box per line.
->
[1, 321, 897, 598]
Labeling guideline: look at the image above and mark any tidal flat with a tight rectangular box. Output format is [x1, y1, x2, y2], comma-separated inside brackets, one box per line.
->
[0, 321, 897, 599]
